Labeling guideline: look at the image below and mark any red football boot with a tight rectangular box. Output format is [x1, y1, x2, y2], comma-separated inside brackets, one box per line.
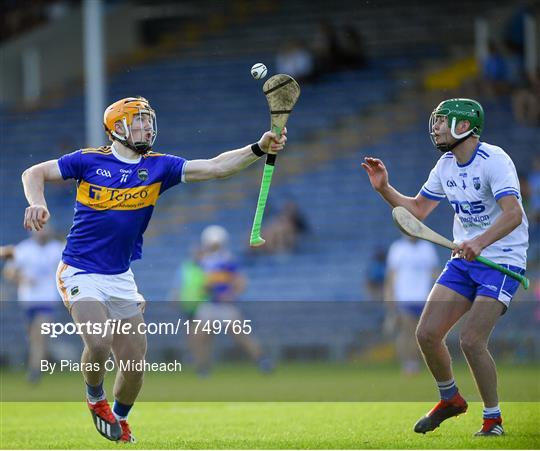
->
[87, 399, 122, 441]
[414, 393, 468, 433]
[474, 417, 504, 436]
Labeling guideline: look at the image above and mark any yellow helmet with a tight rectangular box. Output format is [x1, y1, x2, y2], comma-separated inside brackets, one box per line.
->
[103, 96, 157, 153]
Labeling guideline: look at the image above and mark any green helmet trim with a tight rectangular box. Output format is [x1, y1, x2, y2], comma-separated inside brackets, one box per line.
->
[429, 98, 484, 151]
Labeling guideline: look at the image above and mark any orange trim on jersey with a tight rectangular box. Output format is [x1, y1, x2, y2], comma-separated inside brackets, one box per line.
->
[56, 263, 70, 309]
[81, 147, 112, 155]
[76, 181, 161, 210]
[143, 152, 165, 158]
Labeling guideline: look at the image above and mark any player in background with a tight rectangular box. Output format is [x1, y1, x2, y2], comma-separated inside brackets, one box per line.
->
[21, 96, 287, 443]
[362, 98, 528, 436]
[192, 225, 273, 376]
[0, 227, 63, 383]
[170, 246, 207, 368]
[383, 235, 439, 376]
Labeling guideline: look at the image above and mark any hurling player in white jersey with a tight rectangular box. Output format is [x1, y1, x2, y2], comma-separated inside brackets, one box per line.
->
[362, 98, 528, 437]
[21, 97, 287, 443]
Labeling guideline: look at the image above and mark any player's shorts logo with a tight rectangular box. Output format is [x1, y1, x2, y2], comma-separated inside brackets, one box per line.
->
[70, 286, 80, 297]
[473, 177, 481, 190]
[138, 169, 149, 181]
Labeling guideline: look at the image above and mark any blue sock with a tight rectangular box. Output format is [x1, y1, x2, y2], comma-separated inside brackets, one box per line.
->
[483, 405, 501, 419]
[113, 400, 133, 420]
[437, 379, 458, 400]
[86, 382, 105, 403]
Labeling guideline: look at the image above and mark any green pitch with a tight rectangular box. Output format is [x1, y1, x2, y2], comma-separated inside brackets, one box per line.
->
[1, 363, 539, 449]
[1, 401, 539, 449]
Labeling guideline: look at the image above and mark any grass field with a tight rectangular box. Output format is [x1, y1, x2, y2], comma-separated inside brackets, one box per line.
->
[1, 402, 539, 449]
[1, 363, 539, 449]
[1, 362, 539, 402]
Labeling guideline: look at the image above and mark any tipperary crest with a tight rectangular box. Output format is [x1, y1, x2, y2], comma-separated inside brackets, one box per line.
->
[473, 176, 481, 190]
[137, 168, 149, 181]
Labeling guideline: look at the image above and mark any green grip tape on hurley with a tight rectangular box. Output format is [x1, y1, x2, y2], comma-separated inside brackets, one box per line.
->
[249, 125, 282, 247]
[475, 255, 529, 289]
[249, 160, 275, 247]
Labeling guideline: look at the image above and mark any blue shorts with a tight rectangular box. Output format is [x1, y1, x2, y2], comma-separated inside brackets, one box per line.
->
[436, 258, 525, 310]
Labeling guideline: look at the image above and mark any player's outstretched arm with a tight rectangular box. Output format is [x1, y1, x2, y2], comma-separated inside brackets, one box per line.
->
[21, 160, 62, 231]
[183, 129, 287, 182]
[361, 157, 438, 220]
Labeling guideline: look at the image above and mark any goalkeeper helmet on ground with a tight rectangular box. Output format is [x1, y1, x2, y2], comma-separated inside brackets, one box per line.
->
[429, 98, 484, 152]
[103, 96, 157, 154]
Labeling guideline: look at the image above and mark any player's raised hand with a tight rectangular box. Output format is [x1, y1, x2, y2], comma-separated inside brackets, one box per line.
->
[258, 127, 287, 154]
[23, 205, 50, 231]
[361, 157, 389, 191]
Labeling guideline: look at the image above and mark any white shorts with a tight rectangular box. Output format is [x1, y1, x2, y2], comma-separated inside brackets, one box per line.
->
[56, 262, 145, 320]
[195, 303, 242, 323]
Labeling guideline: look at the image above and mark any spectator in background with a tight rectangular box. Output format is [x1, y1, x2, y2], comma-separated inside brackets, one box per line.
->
[526, 157, 540, 259]
[311, 21, 341, 76]
[260, 200, 309, 254]
[0, 226, 64, 383]
[192, 225, 273, 376]
[480, 41, 511, 96]
[276, 39, 315, 83]
[527, 156, 540, 223]
[384, 235, 439, 376]
[365, 247, 386, 302]
[512, 69, 540, 126]
[503, 2, 537, 56]
[337, 23, 368, 70]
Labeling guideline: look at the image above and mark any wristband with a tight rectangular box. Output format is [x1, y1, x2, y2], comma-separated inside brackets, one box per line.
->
[251, 142, 265, 157]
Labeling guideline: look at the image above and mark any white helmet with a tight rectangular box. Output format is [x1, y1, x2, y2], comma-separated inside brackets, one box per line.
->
[201, 225, 229, 249]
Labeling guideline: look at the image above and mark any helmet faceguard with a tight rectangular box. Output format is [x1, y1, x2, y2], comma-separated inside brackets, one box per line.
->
[429, 98, 484, 152]
[103, 96, 157, 154]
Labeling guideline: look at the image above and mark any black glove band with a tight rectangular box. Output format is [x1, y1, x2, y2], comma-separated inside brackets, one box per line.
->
[251, 142, 265, 157]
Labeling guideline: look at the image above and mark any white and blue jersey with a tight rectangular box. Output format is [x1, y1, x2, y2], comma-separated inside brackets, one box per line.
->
[57, 145, 186, 274]
[420, 142, 528, 307]
[420, 141, 528, 268]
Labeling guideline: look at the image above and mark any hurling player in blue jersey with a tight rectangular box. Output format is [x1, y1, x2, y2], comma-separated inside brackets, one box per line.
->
[362, 99, 528, 437]
[191, 225, 273, 376]
[21, 96, 287, 443]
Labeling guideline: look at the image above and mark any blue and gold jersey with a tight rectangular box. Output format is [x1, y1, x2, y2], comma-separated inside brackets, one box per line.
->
[58, 146, 186, 274]
[199, 251, 239, 303]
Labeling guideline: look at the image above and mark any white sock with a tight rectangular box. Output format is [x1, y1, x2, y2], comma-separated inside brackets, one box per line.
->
[87, 393, 106, 404]
[483, 405, 501, 418]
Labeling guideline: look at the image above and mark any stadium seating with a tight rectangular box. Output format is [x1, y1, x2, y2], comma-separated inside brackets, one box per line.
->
[1, 0, 538, 367]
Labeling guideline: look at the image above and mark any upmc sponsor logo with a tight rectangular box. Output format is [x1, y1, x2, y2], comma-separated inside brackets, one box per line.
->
[450, 200, 485, 215]
[77, 181, 162, 210]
